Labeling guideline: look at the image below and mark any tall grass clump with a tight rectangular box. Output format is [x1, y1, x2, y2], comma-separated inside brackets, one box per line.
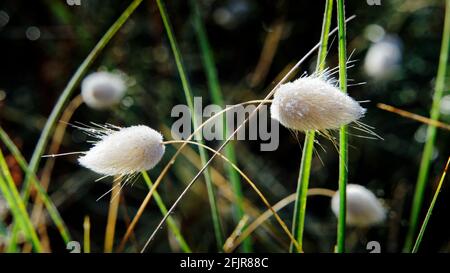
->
[190, 0, 251, 252]
[290, 0, 333, 253]
[156, 0, 224, 250]
[404, 0, 450, 252]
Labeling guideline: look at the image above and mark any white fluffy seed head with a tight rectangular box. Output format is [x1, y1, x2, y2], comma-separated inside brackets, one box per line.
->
[81, 71, 127, 109]
[78, 125, 165, 176]
[270, 76, 366, 131]
[364, 35, 402, 79]
[331, 184, 386, 227]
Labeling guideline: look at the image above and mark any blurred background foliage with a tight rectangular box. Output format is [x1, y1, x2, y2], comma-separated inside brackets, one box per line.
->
[0, 0, 448, 252]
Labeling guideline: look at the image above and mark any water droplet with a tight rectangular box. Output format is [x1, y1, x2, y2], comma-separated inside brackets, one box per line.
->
[25, 26, 41, 41]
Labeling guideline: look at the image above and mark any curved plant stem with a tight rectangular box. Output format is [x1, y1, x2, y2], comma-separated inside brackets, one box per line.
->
[140, 172, 191, 253]
[412, 157, 450, 253]
[376, 103, 450, 131]
[161, 124, 284, 245]
[138, 17, 355, 253]
[190, 0, 250, 252]
[336, 0, 348, 253]
[404, 0, 450, 252]
[84, 216, 91, 253]
[115, 171, 192, 253]
[156, 0, 224, 251]
[290, 0, 333, 253]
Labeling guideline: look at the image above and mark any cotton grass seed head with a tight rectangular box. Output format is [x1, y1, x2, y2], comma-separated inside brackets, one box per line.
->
[81, 71, 127, 109]
[331, 184, 386, 227]
[364, 35, 402, 79]
[270, 76, 366, 131]
[78, 125, 165, 176]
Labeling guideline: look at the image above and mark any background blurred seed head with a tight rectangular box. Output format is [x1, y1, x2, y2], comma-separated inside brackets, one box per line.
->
[78, 125, 165, 176]
[81, 71, 127, 110]
[331, 184, 386, 227]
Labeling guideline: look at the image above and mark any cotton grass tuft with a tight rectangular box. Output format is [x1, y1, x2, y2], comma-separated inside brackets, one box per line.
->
[81, 71, 127, 109]
[331, 184, 386, 227]
[270, 75, 366, 132]
[78, 125, 165, 177]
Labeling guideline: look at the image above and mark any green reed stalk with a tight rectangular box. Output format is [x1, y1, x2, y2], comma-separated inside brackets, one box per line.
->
[190, 0, 251, 252]
[141, 171, 191, 253]
[290, 0, 334, 253]
[156, 0, 224, 250]
[336, 0, 348, 253]
[404, 0, 450, 252]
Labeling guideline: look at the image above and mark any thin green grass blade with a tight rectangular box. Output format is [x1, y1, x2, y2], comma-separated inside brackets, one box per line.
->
[336, 0, 348, 253]
[404, 0, 450, 252]
[290, 0, 333, 253]
[141, 171, 191, 253]
[156, 0, 224, 250]
[0, 149, 42, 252]
[412, 157, 450, 253]
[190, 0, 250, 252]
[0, 127, 71, 244]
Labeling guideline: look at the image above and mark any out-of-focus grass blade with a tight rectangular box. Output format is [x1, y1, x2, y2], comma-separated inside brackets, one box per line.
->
[0, 127, 71, 245]
[6, 0, 143, 251]
[141, 171, 191, 253]
[84, 215, 91, 253]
